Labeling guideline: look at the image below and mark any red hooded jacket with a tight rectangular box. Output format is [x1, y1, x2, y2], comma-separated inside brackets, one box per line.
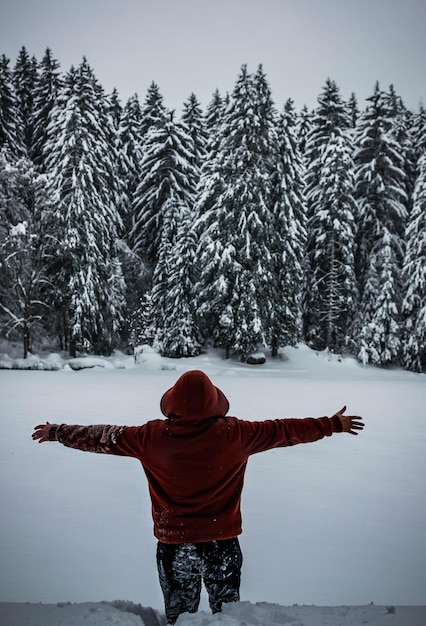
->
[50, 370, 342, 544]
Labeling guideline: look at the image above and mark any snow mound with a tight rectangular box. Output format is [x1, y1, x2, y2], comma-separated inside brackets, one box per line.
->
[0, 352, 64, 370]
[67, 356, 115, 370]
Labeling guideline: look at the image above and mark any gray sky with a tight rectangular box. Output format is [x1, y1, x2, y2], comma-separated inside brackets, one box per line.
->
[1, 0, 425, 114]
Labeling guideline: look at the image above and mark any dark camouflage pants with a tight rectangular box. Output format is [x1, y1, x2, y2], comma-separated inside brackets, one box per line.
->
[156, 537, 242, 624]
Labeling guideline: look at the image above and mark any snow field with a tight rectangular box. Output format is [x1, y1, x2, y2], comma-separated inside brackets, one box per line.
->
[0, 345, 425, 625]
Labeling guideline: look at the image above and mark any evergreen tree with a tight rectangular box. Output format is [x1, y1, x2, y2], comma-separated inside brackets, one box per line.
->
[13, 47, 38, 157]
[268, 99, 307, 355]
[353, 83, 407, 366]
[205, 89, 225, 134]
[104, 88, 123, 222]
[116, 93, 148, 344]
[303, 79, 357, 352]
[43, 60, 125, 355]
[0, 149, 50, 356]
[384, 85, 415, 211]
[0, 54, 23, 157]
[357, 230, 402, 366]
[193, 90, 226, 230]
[297, 104, 312, 154]
[304, 79, 351, 191]
[151, 195, 200, 357]
[348, 92, 359, 128]
[304, 131, 358, 351]
[31, 48, 62, 169]
[140, 81, 168, 138]
[411, 105, 426, 162]
[129, 291, 154, 348]
[116, 93, 144, 235]
[130, 113, 197, 267]
[181, 92, 207, 173]
[108, 87, 122, 131]
[195, 65, 277, 360]
[121, 84, 168, 340]
[407, 105, 426, 211]
[401, 153, 426, 371]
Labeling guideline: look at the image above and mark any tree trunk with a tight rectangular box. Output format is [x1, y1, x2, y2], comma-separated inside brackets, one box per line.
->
[23, 298, 31, 358]
[326, 240, 336, 350]
[23, 321, 30, 359]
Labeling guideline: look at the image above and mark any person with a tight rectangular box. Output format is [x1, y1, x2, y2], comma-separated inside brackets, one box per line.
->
[32, 369, 364, 624]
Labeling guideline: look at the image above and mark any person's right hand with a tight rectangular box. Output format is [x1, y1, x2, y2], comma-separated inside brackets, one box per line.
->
[334, 406, 365, 435]
[32, 422, 56, 443]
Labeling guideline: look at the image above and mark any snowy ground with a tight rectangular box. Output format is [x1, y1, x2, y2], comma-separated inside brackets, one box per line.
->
[1, 342, 425, 625]
[1, 600, 426, 626]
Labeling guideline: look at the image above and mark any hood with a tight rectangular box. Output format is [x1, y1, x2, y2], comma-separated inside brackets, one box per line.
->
[160, 370, 229, 421]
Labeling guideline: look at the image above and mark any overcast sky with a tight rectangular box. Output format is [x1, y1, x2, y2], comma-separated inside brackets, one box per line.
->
[1, 0, 425, 115]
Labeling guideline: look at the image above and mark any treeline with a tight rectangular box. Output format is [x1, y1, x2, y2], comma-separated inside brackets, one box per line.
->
[0, 47, 425, 371]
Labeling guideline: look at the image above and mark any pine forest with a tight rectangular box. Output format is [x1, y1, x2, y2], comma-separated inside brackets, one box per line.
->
[1, 47, 425, 371]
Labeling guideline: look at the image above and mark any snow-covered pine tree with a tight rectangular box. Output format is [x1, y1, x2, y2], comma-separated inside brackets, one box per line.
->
[383, 85, 416, 214]
[194, 65, 277, 360]
[205, 89, 225, 134]
[139, 82, 168, 139]
[303, 79, 357, 352]
[105, 88, 123, 215]
[192, 90, 226, 235]
[411, 105, 426, 164]
[115, 93, 149, 345]
[108, 87, 122, 131]
[354, 83, 407, 366]
[151, 194, 200, 357]
[401, 152, 426, 371]
[357, 230, 402, 366]
[130, 112, 197, 267]
[0, 148, 50, 356]
[297, 104, 312, 155]
[43, 59, 125, 356]
[348, 92, 359, 128]
[116, 94, 142, 234]
[121, 83, 168, 317]
[0, 54, 24, 157]
[13, 47, 38, 157]
[405, 105, 426, 219]
[268, 99, 307, 356]
[129, 291, 154, 349]
[305, 132, 358, 351]
[31, 48, 62, 169]
[304, 78, 350, 188]
[181, 92, 207, 173]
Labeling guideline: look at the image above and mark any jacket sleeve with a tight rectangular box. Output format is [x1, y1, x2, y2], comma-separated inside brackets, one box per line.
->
[49, 424, 129, 454]
[238, 414, 342, 456]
